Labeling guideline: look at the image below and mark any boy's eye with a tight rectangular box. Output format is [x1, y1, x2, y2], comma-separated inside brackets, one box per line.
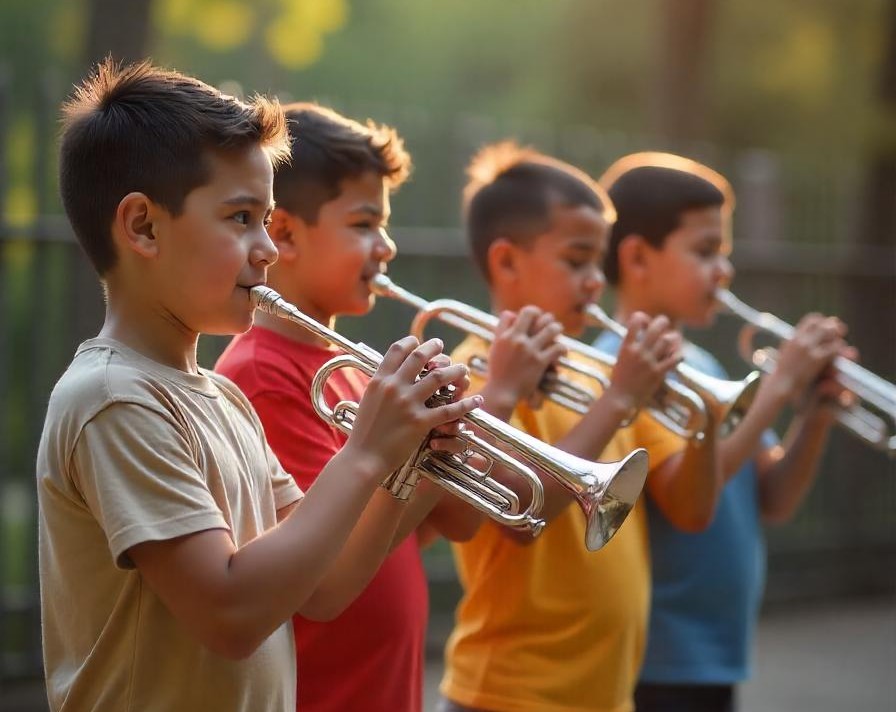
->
[232, 211, 250, 226]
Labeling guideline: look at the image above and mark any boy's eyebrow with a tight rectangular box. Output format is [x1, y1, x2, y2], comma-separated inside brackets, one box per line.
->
[564, 240, 600, 252]
[222, 195, 275, 211]
[348, 203, 388, 219]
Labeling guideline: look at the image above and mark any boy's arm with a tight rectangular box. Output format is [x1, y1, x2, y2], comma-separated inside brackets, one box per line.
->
[717, 314, 848, 479]
[755, 374, 842, 524]
[643, 422, 721, 532]
[649, 315, 848, 531]
[129, 337, 481, 659]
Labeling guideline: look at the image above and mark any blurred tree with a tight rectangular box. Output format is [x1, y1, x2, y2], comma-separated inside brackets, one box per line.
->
[651, 0, 714, 145]
[84, 0, 153, 66]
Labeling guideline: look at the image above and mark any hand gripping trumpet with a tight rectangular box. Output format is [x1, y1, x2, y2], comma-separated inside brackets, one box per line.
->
[250, 285, 649, 551]
[584, 304, 762, 437]
[716, 289, 896, 455]
[371, 273, 610, 415]
[371, 273, 709, 440]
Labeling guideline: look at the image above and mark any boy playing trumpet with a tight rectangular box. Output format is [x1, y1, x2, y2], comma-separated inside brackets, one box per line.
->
[37, 63, 479, 712]
[596, 152, 850, 712]
[215, 103, 485, 712]
[438, 143, 726, 712]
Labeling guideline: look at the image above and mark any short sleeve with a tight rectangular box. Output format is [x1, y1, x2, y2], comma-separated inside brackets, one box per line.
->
[71, 401, 229, 568]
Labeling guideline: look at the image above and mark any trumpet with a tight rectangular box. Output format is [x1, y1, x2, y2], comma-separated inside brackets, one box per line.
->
[371, 274, 609, 414]
[584, 305, 761, 436]
[717, 289, 896, 455]
[372, 273, 709, 440]
[250, 285, 649, 551]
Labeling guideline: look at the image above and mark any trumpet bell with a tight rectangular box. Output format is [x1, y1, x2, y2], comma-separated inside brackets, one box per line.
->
[578, 448, 650, 551]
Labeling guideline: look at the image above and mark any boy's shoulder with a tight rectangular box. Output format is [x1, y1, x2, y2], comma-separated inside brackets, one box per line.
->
[47, 337, 228, 432]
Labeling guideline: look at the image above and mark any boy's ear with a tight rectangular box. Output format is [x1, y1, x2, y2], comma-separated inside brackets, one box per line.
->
[486, 237, 521, 285]
[114, 192, 159, 259]
[267, 207, 304, 262]
[616, 233, 652, 284]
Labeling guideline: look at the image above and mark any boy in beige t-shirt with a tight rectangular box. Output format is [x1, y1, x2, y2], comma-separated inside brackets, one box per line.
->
[37, 59, 480, 712]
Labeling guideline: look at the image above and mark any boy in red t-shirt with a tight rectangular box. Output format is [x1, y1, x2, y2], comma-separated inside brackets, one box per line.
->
[216, 103, 482, 712]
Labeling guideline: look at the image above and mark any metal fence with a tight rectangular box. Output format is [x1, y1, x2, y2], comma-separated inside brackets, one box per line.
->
[1, 75, 894, 684]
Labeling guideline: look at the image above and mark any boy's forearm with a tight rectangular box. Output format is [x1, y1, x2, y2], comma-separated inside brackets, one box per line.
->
[757, 407, 835, 524]
[130, 445, 389, 659]
[719, 373, 792, 478]
[647, 428, 721, 532]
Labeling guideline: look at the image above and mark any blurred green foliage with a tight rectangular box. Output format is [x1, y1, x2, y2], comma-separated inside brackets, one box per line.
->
[0, 0, 888, 155]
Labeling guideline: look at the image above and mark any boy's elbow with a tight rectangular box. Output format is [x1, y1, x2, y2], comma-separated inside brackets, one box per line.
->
[670, 510, 714, 533]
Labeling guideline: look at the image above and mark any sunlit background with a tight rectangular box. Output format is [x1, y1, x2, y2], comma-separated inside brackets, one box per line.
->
[1, 1, 894, 709]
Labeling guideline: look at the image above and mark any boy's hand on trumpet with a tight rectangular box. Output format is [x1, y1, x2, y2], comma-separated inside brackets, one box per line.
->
[484, 306, 566, 414]
[604, 312, 684, 417]
[345, 337, 482, 477]
[767, 313, 851, 411]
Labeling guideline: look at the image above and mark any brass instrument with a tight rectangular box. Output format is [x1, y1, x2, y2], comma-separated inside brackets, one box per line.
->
[371, 274, 607, 414]
[585, 305, 761, 437]
[250, 285, 649, 550]
[717, 289, 896, 455]
[372, 274, 709, 439]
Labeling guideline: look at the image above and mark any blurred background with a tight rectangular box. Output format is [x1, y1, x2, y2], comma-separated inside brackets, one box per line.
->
[1, 1, 894, 709]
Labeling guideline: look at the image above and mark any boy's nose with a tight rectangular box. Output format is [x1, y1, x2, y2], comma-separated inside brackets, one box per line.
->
[376, 229, 398, 263]
[584, 265, 606, 296]
[251, 228, 279, 267]
[716, 255, 734, 286]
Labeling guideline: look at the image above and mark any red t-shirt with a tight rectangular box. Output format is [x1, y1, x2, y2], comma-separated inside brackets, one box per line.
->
[216, 326, 428, 712]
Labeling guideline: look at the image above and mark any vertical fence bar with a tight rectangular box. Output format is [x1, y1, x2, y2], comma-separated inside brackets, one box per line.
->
[0, 63, 10, 683]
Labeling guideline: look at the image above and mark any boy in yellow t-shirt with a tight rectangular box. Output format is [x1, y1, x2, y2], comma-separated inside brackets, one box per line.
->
[438, 142, 726, 712]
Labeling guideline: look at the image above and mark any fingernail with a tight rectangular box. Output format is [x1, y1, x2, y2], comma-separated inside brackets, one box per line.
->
[474, 395, 484, 407]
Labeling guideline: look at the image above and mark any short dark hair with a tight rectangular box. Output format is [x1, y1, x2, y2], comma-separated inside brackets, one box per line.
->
[273, 103, 412, 224]
[463, 141, 614, 282]
[598, 152, 734, 285]
[59, 58, 290, 276]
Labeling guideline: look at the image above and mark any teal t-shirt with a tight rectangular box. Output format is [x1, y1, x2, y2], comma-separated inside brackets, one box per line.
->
[594, 332, 775, 684]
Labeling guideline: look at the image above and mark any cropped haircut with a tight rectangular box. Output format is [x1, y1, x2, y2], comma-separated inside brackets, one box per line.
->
[59, 58, 290, 276]
[598, 152, 734, 285]
[274, 103, 412, 224]
[463, 141, 614, 282]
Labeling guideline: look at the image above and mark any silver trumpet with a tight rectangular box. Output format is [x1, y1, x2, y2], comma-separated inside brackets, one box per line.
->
[585, 304, 761, 437]
[251, 285, 649, 551]
[372, 274, 708, 440]
[717, 289, 896, 455]
[371, 273, 608, 415]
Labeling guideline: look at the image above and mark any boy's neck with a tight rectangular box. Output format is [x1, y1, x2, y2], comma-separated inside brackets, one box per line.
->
[99, 291, 201, 373]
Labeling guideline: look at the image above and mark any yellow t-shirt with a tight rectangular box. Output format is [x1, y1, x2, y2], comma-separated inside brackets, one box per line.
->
[441, 337, 683, 712]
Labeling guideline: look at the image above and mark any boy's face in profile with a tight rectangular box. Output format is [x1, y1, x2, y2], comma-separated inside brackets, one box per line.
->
[640, 205, 733, 328]
[288, 170, 396, 323]
[507, 202, 608, 337]
[152, 145, 277, 336]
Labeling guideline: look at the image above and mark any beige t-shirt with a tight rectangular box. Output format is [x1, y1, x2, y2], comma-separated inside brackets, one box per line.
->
[36, 337, 303, 712]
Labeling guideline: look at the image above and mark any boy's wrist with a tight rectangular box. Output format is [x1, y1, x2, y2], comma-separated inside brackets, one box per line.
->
[760, 371, 799, 409]
[599, 384, 639, 425]
[478, 383, 521, 419]
[337, 442, 392, 486]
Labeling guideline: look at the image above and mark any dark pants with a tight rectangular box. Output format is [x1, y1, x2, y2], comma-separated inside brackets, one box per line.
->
[634, 682, 736, 712]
